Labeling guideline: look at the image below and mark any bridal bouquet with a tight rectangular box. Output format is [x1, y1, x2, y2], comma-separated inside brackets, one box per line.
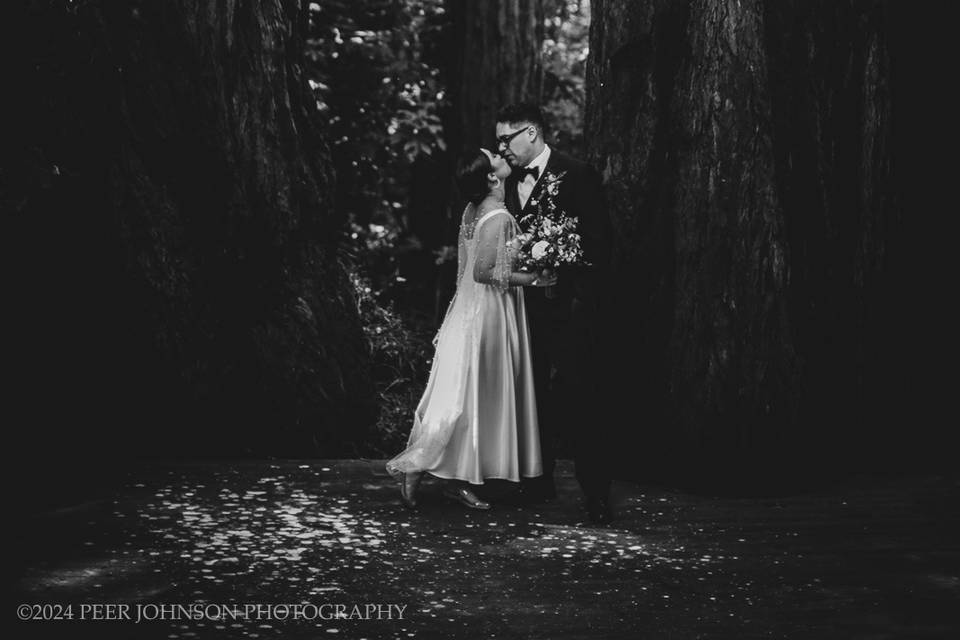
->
[513, 214, 586, 273]
[513, 170, 588, 274]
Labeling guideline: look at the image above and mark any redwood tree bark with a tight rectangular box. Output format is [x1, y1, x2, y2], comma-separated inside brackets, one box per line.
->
[447, 0, 545, 157]
[9, 0, 376, 458]
[586, 0, 899, 481]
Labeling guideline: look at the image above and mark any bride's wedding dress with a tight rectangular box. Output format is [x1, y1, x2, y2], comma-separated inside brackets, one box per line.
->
[386, 205, 541, 484]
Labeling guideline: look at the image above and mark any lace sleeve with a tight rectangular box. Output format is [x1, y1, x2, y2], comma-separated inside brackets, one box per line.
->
[473, 211, 519, 292]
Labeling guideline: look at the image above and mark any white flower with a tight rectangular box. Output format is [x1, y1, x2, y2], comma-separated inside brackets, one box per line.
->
[531, 240, 551, 260]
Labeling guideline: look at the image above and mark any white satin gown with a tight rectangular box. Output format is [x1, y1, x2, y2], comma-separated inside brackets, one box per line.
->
[386, 206, 542, 484]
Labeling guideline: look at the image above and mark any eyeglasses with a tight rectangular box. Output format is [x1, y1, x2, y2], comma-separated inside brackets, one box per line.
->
[495, 126, 530, 148]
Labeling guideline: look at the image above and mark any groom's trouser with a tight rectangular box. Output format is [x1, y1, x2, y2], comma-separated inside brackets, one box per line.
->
[526, 296, 611, 499]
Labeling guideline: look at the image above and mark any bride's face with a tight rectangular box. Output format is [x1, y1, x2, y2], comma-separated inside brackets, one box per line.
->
[481, 148, 512, 181]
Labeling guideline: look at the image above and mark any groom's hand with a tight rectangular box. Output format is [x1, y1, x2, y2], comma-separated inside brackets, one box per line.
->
[532, 268, 557, 287]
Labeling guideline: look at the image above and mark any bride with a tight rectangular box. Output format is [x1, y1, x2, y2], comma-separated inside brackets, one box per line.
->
[386, 148, 555, 509]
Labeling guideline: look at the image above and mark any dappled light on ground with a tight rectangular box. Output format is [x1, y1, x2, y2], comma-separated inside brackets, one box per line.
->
[15, 461, 960, 639]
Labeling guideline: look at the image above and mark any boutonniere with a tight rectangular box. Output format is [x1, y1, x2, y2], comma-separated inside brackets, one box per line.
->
[521, 170, 567, 225]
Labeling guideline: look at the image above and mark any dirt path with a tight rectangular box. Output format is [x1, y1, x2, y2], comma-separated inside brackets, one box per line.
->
[12, 460, 960, 639]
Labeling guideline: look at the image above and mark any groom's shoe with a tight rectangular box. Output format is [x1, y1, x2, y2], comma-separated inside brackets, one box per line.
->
[585, 495, 613, 526]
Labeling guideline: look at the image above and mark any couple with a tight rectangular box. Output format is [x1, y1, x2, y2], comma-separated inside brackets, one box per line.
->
[386, 103, 614, 524]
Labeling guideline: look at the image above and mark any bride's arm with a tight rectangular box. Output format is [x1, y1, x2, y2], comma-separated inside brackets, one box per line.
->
[473, 215, 556, 289]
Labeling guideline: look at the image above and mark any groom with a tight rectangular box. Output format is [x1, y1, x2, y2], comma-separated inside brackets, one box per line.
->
[496, 102, 614, 524]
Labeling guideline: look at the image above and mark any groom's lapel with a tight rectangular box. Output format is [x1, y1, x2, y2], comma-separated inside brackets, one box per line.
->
[506, 175, 522, 217]
[521, 151, 563, 217]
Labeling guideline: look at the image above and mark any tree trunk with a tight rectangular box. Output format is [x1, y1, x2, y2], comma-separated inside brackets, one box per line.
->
[447, 0, 545, 157]
[9, 0, 376, 459]
[762, 0, 899, 466]
[586, 0, 899, 481]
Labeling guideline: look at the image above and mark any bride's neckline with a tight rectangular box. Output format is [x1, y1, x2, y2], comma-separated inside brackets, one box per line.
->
[476, 202, 506, 214]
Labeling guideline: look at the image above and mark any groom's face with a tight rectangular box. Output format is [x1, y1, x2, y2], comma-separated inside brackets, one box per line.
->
[495, 121, 536, 168]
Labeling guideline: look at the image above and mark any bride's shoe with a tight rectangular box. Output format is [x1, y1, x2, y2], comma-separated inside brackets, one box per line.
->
[442, 484, 491, 510]
[399, 472, 422, 509]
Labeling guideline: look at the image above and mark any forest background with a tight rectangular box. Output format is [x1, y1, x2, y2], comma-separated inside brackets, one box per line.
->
[4, 0, 952, 503]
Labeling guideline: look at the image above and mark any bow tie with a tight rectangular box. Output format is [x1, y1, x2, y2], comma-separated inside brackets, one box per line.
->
[515, 165, 540, 181]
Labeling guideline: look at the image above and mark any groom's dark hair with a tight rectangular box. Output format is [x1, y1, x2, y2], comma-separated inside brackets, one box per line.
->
[496, 102, 546, 132]
[456, 151, 493, 206]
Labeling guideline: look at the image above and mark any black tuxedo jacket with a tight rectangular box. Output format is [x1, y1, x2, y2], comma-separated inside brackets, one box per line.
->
[505, 149, 611, 318]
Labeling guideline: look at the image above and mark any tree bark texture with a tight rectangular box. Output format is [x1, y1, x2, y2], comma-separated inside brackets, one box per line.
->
[8, 0, 376, 457]
[447, 0, 545, 157]
[586, 0, 899, 476]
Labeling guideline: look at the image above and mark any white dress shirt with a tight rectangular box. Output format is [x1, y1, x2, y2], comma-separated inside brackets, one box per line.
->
[518, 145, 551, 210]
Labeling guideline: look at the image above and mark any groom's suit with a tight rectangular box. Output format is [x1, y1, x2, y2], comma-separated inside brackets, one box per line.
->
[506, 148, 613, 500]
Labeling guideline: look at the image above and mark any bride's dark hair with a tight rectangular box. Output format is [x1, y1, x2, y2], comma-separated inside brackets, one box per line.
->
[455, 151, 493, 206]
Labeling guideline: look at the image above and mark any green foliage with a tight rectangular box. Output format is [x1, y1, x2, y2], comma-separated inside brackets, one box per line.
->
[306, 0, 448, 226]
[346, 266, 432, 456]
[542, 0, 591, 158]
[305, 1, 452, 453]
